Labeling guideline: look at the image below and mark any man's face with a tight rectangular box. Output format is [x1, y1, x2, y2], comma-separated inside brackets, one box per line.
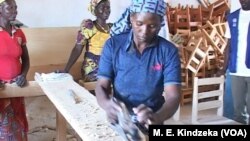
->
[0, 0, 17, 21]
[130, 12, 162, 43]
[95, 0, 111, 21]
[239, 0, 250, 10]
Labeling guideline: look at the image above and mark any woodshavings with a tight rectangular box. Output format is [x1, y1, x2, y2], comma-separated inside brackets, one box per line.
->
[35, 73, 124, 141]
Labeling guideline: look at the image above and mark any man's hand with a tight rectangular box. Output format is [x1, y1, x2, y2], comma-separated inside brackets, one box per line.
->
[15, 74, 27, 87]
[133, 104, 161, 127]
[103, 98, 122, 124]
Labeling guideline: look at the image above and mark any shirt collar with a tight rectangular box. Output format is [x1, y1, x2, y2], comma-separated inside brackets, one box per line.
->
[125, 30, 159, 52]
[125, 30, 134, 51]
[0, 26, 17, 34]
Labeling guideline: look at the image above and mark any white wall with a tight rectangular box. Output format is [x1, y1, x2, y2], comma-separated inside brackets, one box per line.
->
[16, 0, 131, 27]
[229, 0, 241, 12]
[16, 0, 205, 28]
[168, 0, 199, 7]
[168, 0, 219, 8]
[16, 0, 86, 27]
[16, 0, 231, 28]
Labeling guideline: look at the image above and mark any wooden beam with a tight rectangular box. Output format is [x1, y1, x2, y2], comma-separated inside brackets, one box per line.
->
[35, 73, 123, 141]
[0, 81, 45, 98]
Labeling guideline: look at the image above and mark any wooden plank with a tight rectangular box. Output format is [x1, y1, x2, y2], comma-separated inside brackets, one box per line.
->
[198, 100, 222, 111]
[187, 65, 197, 74]
[192, 56, 200, 64]
[197, 76, 224, 86]
[35, 73, 123, 141]
[198, 90, 223, 99]
[0, 81, 45, 98]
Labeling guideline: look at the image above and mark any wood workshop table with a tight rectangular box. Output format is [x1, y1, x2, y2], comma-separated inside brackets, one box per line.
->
[35, 74, 123, 141]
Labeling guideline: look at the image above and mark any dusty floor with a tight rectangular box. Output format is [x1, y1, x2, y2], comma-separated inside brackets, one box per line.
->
[25, 96, 214, 141]
[26, 96, 79, 141]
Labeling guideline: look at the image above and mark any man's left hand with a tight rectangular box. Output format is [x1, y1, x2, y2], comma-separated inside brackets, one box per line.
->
[15, 74, 27, 87]
[133, 104, 160, 127]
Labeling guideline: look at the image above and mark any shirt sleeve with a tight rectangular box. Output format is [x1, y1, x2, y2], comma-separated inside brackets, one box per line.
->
[163, 44, 181, 86]
[97, 39, 114, 80]
[16, 29, 27, 46]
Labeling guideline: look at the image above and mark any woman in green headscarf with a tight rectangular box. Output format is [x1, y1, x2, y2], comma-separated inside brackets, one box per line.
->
[61, 0, 112, 82]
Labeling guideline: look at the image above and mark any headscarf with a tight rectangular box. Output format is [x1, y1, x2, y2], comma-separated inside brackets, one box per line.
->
[0, 0, 5, 4]
[88, 0, 109, 16]
[110, 0, 167, 36]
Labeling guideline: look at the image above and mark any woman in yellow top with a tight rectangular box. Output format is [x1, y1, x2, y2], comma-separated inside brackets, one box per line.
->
[62, 0, 112, 82]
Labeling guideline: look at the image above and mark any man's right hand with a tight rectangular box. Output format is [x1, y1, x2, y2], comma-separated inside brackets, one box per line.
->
[103, 98, 122, 124]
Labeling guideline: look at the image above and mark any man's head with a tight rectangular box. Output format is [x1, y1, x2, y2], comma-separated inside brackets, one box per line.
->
[239, 0, 250, 10]
[0, 0, 17, 22]
[88, 0, 110, 20]
[130, 0, 166, 43]
[110, 0, 166, 40]
[130, 12, 161, 43]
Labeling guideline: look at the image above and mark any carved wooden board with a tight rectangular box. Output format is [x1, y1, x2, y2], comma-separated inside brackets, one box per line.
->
[35, 73, 123, 141]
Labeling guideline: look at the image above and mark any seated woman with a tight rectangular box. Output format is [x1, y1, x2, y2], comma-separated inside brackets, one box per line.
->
[61, 0, 112, 82]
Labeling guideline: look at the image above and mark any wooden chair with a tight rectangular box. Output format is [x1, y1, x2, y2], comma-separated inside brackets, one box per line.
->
[166, 5, 177, 35]
[201, 0, 211, 7]
[201, 4, 214, 25]
[191, 76, 242, 124]
[211, 0, 230, 19]
[180, 87, 193, 106]
[213, 18, 227, 36]
[179, 45, 194, 106]
[180, 67, 193, 106]
[205, 46, 217, 70]
[174, 6, 191, 34]
[200, 21, 227, 55]
[189, 5, 202, 31]
[185, 37, 209, 75]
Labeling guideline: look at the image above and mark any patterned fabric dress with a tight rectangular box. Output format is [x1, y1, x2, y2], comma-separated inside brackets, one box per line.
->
[76, 19, 112, 82]
[0, 26, 28, 141]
